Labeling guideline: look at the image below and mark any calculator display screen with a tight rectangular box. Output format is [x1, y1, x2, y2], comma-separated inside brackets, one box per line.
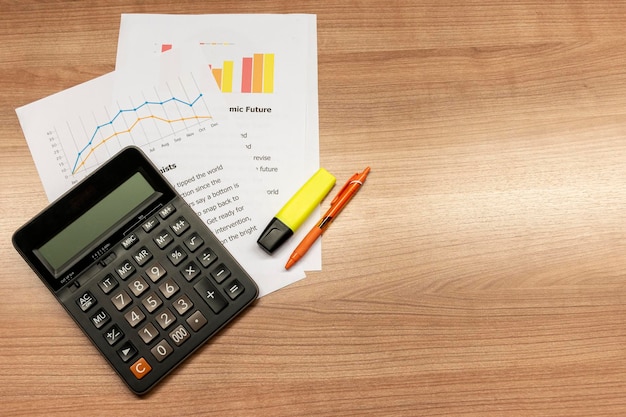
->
[38, 172, 155, 271]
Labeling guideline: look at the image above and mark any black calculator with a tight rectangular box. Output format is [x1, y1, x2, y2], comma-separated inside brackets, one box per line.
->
[12, 146, 258, 395]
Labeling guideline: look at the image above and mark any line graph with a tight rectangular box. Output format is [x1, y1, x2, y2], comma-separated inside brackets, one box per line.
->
[34, 71, 220, 188]
[70, 94, 210, 173]
[16, 70, 228, 201]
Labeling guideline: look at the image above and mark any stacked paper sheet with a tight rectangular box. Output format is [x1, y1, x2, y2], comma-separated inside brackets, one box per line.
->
[15, 14, 321, 297]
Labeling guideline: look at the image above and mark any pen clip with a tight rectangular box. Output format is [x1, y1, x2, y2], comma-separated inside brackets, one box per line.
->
[330, 172, 360, 207]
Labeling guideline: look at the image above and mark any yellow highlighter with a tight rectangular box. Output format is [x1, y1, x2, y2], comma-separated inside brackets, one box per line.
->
[257, 168, 336, 254]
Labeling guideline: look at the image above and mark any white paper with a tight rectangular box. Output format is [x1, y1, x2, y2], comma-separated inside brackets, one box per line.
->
[15, 66, 306, 297]
[115, 14, 325, 271]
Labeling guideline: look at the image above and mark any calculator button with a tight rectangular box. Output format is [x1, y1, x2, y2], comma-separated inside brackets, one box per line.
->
[104, 324, 124, 346]
[124, 306, 146, 328]
[194, 277, 228, 314]
[170, 216, 190, 236]
[111, 290, 132, 311]
[186, 310, 208, 332]
[210, 263, 231, 284]
[158, 204, 176, 219]
[128, 276, 150, 297]
[154, 230, 174, 249]
[169, 324, 191, 347]
[130, 357, 152, 380]
[158, 278, 179, 299]
[168, 245, 187, 266]
[173, 294, 194, 316]
[156, 308, 176, 330]
[98, 274, 118, 294]
[142, 216, 159, 233]
[139, 323, 159, 344]
[146, 262, 167, 282]
[197, 248, 217, 268]
[76, 291, 96, 312]
[151, 339, 174, 362]
[90, 308, 111, 329]
[115, 260, 136, 280]
[184, 232, 204, 252]
[118, 341, 137, 362]
[142, 292, 163, 313]
[132, 246, 153, 266]
[225, 280, 244, 300]
[121, 233, 139, 250]
[181, 261, 201, 282]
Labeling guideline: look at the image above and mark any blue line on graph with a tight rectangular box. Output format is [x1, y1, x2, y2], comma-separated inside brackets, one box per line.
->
[71, 93, 204, 173]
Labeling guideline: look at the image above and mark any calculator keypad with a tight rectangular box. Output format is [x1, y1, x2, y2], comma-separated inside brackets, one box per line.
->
[69, 198, 257, 394]
[13, 148, 259, 395]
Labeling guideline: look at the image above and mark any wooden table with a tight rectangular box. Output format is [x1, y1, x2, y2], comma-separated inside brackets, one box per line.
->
[3, 1, 626, 415]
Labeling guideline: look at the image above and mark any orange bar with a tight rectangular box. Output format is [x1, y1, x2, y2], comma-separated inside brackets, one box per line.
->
[252, 54, 263, 93]
[211, 68, 222, 90]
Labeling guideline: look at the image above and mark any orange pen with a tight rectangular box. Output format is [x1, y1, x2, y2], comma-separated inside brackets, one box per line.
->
[285, 167, 371, 270]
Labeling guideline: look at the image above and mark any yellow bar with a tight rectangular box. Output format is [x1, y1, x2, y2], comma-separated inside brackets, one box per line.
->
[252, 53, 263, 93]
[263, 53, 274, 93]
[211, 68, 222, 90]
[222, 61, 234, 93]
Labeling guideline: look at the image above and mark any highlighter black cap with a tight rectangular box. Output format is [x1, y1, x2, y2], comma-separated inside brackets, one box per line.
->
[257, 217, 294, 254]
[257, 168, 336, 254]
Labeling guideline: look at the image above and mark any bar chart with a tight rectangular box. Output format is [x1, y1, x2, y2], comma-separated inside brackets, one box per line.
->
[210, 53, 275, 94]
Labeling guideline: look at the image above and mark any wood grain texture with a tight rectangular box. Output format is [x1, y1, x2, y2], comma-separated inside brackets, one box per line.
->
[3, 1, 626, 415]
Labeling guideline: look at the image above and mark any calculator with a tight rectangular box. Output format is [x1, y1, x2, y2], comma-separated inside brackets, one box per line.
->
[12, 146, 258, 395]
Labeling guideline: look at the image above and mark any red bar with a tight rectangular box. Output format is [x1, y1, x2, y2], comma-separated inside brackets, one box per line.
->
[241, 57, 253, 93]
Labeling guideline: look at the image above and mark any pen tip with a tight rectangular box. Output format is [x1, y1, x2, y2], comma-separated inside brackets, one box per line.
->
[285, 253, 300, 270]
